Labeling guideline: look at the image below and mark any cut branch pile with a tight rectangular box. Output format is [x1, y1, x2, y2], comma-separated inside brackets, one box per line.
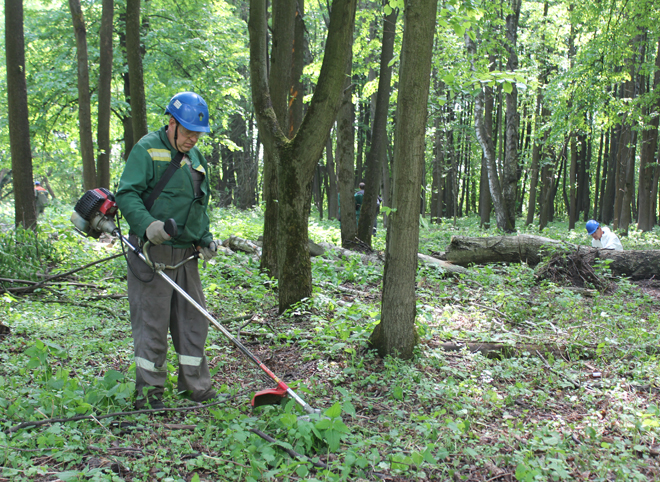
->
[535, 248, 612, 291]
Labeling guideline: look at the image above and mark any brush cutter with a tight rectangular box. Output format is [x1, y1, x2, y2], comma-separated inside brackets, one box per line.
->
[71, 188, 320, 415]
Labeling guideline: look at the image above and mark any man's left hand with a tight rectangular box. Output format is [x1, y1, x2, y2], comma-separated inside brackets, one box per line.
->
[198, 241, 218, 260]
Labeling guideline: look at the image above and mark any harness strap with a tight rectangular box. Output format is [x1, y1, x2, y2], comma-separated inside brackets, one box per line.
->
[143, 151, 184, 212]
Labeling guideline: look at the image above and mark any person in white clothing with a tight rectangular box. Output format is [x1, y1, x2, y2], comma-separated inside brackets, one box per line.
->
[585, 220, 623, 251]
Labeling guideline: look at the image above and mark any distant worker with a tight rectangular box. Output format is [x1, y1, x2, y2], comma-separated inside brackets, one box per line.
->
[586, 220, 623, 251]
[354, 182, 365, 221]
[34, 181, 49, 215]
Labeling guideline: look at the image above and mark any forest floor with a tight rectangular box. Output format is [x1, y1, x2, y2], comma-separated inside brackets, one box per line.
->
[1, 203, 660, 481]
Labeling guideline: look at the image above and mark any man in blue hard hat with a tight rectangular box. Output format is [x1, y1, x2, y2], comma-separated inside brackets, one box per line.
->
[116, 92, 219, 410]
[586, 220, 623, 251]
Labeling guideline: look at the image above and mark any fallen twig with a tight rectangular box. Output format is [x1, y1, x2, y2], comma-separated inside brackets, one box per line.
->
[6, 391, 247, 434]
[250, 428, 330, 470]
[3, 252, 124, 294]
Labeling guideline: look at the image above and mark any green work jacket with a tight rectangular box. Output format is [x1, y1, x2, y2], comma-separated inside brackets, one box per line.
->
[116, 126, 213, 249]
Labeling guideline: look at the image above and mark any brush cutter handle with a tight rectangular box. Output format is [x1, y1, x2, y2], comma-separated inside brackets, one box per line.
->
[164, 218, 178, 238]
[119, 234, 318, 416]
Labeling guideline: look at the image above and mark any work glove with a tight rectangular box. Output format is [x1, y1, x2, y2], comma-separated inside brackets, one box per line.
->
[199, 241, 218, 261]
[145, 220, 171, 246]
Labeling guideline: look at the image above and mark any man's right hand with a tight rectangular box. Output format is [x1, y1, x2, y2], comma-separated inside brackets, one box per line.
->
[146, 220, 171, 246]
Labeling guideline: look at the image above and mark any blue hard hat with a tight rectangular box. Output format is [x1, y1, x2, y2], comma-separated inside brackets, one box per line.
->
[586, 220, 600, 235]
[35, 181, 40, 186]
[165, 92, 210, 133]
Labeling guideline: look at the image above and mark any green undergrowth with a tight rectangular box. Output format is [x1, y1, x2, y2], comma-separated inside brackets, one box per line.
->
[0, 206, 659, 480]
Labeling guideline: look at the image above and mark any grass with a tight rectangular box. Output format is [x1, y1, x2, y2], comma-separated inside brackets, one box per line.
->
[0, 202, 659, 481]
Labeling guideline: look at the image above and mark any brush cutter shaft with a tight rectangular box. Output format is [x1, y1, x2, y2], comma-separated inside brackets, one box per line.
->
[120, 235, 317, 415]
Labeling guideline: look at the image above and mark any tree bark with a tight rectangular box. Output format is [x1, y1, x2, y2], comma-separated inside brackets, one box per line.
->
[5, 0, 36, 229]
[68, 0, 96, 191]
[96, 0, 114, 189]
[126, 0, 148, 145]
[502, 0, 521, 232]
[526, 90, 542, 226]
[637, 37, 660, 231]
[233, 113, 258, 210]
[118, 13, 134, 159]
[337, 63, 357, 246]
[619, 33, 646, 233]
[357, 4, 397, 246]
[258, 0, 296, 277]
[465, 34, 508, 231]
[326, 138, 338, 219]
[250, 0, 357, 312]
[370, 0, 437, 359]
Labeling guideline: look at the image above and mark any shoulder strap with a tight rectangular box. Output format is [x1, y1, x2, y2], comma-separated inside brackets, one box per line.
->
[144, 151, 184, 212]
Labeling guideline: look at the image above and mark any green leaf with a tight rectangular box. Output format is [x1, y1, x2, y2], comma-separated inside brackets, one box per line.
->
[315, 418, 331, 430]
[342, 401, 356, 417]
[392, 386, 404, 400]
[191, 474, 201, 482]
[325, 429, 341, 452]
[384, 5, 392, 15]
[325, 401, 342, 418]
[331, 419, 350, 433]
[502, 81, 513, 94]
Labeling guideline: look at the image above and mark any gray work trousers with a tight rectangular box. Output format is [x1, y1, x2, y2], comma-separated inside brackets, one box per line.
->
[127, 237, 215, 402]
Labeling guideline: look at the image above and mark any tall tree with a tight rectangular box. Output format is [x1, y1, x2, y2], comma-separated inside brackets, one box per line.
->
[357, 4, 398, 246]
[501, 0, 522, 231]
[369, 0, 438, 359]
[249, 0, 357, 312]
[337, 66, 358, 246]
[126, 0, 148, 144]
[96, 0, 114, 189]
[258, 0, 296, 278]
[638, 38, 660, 231]
[6, 0, 36, 228]
[326, 138, 339, 219]
[68, 0, 96, 191]
[465, 33, 509, 231]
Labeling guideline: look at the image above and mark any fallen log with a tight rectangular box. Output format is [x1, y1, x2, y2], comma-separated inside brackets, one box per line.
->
[440, 235, 660, 280]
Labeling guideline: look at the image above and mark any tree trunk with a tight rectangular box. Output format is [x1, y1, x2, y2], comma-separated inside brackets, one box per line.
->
[431, 113, 442, 223]
[502, 0, 521, 232]
[569, 137, 577, 229]
[258, 0, 295, 277]
[526, 92, 542, 226]
[249, 0, 356, 312]
[602, 120, 619, 224]
[118, 13, 134, 159]
[96, 0, 114, 189]
[337, 62, 357, 246]
[326, 138, 338, 219]
[357, 4, 397, 246]
[465, 34, 508, 231]
[593, 130, 604, 220]
[637, 37, 660, 231]
[126, 0, 148, 145]
[68, 0, 96, 191]
[5, 0, 36, 229]
[370, 0, 437, 359]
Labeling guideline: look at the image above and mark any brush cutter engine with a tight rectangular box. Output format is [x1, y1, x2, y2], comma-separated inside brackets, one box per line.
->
[71, 188, 119, 238]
